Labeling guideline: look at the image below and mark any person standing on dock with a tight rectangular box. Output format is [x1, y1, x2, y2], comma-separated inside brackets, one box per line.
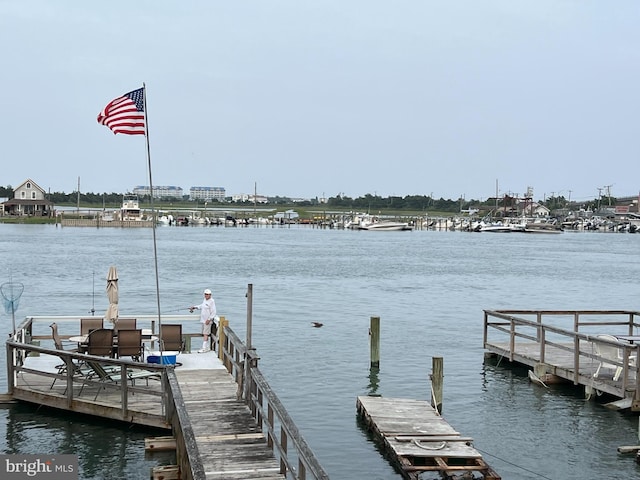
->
[189, 288, 217, 353]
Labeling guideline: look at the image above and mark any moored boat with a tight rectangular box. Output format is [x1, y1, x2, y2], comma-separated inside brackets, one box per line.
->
[359, 221, 413, 231]
[120, 194, 142, 221]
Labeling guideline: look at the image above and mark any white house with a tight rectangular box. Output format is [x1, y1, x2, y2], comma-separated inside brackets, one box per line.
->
[1, 178, 53, 216]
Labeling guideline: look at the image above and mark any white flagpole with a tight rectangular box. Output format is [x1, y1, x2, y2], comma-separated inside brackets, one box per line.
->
[142, 83, 163, 355]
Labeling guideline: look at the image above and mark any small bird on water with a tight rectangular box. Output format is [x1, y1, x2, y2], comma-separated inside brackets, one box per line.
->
[311, 322, 323, 328]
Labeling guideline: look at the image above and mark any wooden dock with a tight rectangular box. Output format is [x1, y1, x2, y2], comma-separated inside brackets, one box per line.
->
[484, 309, 640, 409]
[5, 315, 328, 480]
[174, 367, 284, 479]
[356, 396, 500, 480]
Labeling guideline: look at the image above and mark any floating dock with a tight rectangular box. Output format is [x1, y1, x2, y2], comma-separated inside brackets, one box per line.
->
[483, 309, 640, 408]
[356, 396, 500, 479]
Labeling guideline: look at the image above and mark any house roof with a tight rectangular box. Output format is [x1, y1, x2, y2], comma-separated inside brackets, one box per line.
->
[2, 199, 53, 207]
[15, 178, 46, 194]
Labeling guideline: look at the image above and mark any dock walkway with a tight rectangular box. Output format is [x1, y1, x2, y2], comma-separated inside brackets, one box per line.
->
[356, 396, 500, 480]
[175, 364, 284, 479]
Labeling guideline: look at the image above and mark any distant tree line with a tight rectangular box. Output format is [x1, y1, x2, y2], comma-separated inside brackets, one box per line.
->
[0, 184, 618, 215]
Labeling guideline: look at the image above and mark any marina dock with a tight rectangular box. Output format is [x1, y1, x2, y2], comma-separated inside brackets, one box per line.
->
[356, 396, 500, 479]
[5, 315, 328, 480]
[484, 309, 640, 409]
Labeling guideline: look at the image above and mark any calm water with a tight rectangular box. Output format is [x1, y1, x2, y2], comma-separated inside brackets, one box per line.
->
[1, 224, 640, 480]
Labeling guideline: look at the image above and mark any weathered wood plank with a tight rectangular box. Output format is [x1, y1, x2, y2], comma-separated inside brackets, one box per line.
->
[145, 436, 176, 451]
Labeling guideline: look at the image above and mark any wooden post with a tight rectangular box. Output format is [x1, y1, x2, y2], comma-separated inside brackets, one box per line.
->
[218, 316, 228, 363]
[246, 283, 253, 350]
[370, 316, 380, 368]
[431, 356, 443, 414]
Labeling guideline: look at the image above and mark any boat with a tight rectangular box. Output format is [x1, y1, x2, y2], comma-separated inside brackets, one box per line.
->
[477, 222, 513, 233]
[157, 214, 173, 225]
[474, 220, 524, 233]
[120, 194, 142, 221]
[358, 217, 413, 231]
[524, 220, 563, 234]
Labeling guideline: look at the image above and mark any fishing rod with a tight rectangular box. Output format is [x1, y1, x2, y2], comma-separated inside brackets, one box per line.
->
[162, 307, 196, 314]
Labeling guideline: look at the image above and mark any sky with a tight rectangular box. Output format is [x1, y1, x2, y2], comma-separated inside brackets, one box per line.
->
[1, 1, 639, 203]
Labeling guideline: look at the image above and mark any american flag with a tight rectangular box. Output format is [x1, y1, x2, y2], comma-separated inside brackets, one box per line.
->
[97, 88, 145, 135]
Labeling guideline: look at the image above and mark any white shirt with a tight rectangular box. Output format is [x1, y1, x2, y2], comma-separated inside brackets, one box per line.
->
[195, 297, 216, 324]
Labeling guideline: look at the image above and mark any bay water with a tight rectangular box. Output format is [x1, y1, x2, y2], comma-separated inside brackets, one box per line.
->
[1, 223, 639, 479]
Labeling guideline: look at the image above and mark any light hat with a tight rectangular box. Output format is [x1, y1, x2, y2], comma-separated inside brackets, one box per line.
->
[204, 289, 212, 295]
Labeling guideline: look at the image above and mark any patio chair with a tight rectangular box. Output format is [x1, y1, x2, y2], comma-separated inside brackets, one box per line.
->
[85, 329, 115, 357]
[593, 334, 637, 381]
[115, 329, 144, 362]
[159, 324, 184, 353]
[81, 317, 104, 335]
[114, 318, 136, 335]
[49, 322, 84, 389]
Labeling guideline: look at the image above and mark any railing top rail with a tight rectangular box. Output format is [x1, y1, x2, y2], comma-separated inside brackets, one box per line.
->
[22, 314, 196, 324]
[483, 311, 640, 342]
[484, 309, 640, 316]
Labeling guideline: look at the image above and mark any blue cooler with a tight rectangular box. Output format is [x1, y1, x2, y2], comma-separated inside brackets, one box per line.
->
[147, 351, 178, 365]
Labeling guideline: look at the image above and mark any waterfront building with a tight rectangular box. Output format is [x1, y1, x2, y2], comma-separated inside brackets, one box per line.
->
[133, 185, 184, 199]
[1, 178, 53, 216]
[189, 186, 226, 201]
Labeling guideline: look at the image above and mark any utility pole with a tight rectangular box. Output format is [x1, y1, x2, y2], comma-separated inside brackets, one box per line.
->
[604, 185, 613, 206]
[597, 187, 603, 210]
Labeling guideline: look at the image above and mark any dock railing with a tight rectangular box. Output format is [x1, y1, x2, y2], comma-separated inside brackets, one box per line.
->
[5, 316, 170, 428]
[219, 321, 330, 480]
[483, 309, 640, 405]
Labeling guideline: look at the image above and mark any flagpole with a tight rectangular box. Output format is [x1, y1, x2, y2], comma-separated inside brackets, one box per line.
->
[142, 83, 163, 355]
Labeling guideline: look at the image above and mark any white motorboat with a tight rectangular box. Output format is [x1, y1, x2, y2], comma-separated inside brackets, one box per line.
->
[120, 194, 142, 221]
[359, 220, 413, 231]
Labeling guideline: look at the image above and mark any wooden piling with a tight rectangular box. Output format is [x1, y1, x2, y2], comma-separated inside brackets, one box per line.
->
[431, 357, 443, 414]
[370, 316, 380, 368]
[218, 316, 228, 363]
[246, 283, 253, 350]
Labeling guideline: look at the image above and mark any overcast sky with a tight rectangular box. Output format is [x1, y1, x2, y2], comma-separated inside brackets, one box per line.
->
[1, 1, 638, 203]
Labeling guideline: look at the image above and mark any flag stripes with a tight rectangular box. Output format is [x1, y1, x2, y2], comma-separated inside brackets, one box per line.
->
[97, 88, 145, 135]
